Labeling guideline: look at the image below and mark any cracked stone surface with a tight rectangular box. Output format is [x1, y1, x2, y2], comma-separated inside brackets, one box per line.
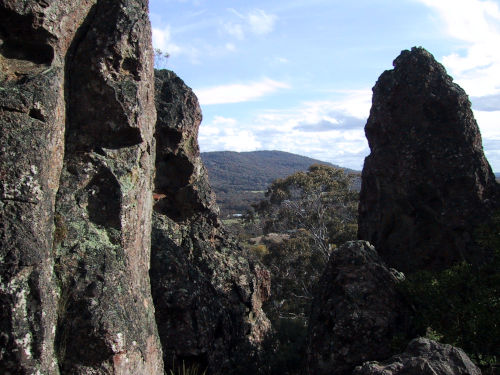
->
[1, 1, 163, 373]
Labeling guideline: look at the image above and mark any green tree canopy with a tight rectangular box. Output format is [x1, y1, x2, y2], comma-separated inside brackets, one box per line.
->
[254, 164, 358, 261]
[250, 164, 359, 321]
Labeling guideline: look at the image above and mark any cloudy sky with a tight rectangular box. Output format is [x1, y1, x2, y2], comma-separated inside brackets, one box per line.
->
[150, 0, 500, 171]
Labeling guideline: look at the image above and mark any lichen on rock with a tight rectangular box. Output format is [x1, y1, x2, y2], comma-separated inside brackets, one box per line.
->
[1, 0, 164, 373]
[53, 0, 164, 373]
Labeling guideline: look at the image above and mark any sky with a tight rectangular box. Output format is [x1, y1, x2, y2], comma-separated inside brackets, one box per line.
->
[149, 0, 500, 171]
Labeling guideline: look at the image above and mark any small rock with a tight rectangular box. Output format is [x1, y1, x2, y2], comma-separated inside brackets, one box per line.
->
[353, 337, 482, 375]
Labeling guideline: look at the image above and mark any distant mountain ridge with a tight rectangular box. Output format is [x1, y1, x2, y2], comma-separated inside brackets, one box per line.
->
[201, 150, 358, 215]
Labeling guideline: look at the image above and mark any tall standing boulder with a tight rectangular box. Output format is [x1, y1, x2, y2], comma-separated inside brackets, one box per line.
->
[358, 47, 498, 273]
[150, 70, 271, 374]
[1, 0, 164, 373]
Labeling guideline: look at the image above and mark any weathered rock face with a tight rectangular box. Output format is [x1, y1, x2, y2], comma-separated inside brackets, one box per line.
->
[307, 241, 410, 375]
[353, 337, 482, 375]
[150, 70, 271, 374]
[1, 0, 163, 373]
[358, 47, 498, 273]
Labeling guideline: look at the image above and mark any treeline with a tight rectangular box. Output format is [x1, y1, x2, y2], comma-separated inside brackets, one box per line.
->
[201, 150, 360, 215]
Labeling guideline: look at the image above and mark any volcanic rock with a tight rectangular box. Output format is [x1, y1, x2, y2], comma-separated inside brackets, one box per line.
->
[306, 241, 410, 375]
[150, 70, 271, 374]
[1, 0, 163, 373]
[358, 47, 498, 273]
[353, 337, 482, 375]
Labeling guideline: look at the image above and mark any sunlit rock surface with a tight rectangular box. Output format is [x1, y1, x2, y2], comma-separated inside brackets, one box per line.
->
[1, 0, 163, 373]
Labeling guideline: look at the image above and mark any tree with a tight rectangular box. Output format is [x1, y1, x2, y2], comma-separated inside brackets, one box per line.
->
[254, 164, 358, 262]
[154, 48, 170, 69]
[240, 165, 358, 373]
[251, 165, 358, 321]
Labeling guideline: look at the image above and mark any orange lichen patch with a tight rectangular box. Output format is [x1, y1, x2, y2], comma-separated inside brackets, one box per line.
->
[153, 193, 166, 201]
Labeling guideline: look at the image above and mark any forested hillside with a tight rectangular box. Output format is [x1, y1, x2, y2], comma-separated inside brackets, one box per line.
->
[201, 150, 359, 215]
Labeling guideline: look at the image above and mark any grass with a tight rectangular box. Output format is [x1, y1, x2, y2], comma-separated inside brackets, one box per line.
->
[168, 360, 207, 375]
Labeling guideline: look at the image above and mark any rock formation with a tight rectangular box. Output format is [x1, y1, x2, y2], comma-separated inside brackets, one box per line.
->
[306, 241, 411, 375]
[150, 69, 271, 374]
[358, 47, 498, 273]
[1, 0, 163, 373]
[353, 337, 482, 375]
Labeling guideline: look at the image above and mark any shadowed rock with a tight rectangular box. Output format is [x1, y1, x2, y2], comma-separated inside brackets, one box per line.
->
[353, 337, 482, 375]
[306, 241, 411, 375]
[358, 47, 498, 273]
[150, 70, 271, 374]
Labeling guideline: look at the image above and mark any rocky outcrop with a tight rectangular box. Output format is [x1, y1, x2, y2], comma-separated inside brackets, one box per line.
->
[353, 337, 482, 375]
[358, 47, 498, 273]
[306, 241, 410, 375]
[150, 70, 271, 374]
[1, 0, 163, 373]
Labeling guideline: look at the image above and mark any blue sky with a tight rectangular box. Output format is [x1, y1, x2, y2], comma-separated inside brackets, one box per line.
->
[150, 0, 500, 171]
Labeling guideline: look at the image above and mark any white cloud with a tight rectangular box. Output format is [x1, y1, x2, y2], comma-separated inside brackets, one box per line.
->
[222, 8, 277, 39]
[301, 90, 372, 121]
[194, 78, 290, 105]
[199, 116, 262, 151]
[418, 0, 500, 97]
[225, 43, 237, 51]
[198, 91, 372, 170]
[247, 9, 277, 35]
[152, 26, 182, 55]
[474, 109, 500, 139]
[152, 25, 200, 63]
[222, 22, 245, 40]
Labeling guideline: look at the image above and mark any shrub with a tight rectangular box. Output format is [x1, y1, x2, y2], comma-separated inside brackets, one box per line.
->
[400, 213, 500, 367]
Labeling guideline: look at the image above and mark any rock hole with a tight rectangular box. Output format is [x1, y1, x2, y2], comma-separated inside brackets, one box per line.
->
[122, 57, 140, 81]
[154, 153, 196, 219]
[86, 168, 121, 230]
[107, 127, 143, 149]
[0, 8, 54, 66]
[155, 127, 183, 153]
[155, 154, 193, 192]
[29, 108, 45, 122]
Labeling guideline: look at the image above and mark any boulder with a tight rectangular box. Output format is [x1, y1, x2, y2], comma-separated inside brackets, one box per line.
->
[307, 241, 410, 375]
[353, 337, 482, 375]
[358, 47, 498, 273]
[150, 70, 271, 374]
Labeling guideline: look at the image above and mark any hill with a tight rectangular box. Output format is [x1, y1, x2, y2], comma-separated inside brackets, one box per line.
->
[201, 150, 358, 215]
